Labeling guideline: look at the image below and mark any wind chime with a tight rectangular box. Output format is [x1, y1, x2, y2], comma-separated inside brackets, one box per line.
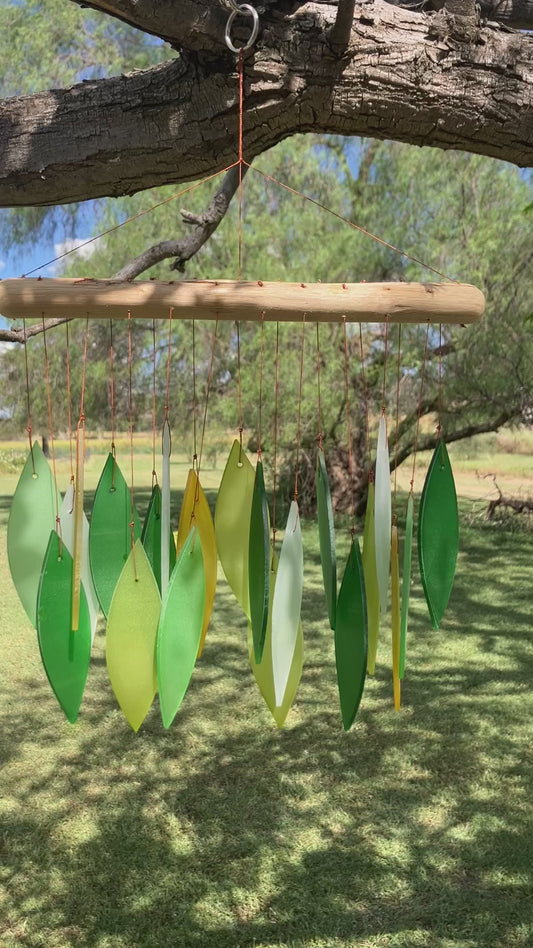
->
[0, 4, 484, 732]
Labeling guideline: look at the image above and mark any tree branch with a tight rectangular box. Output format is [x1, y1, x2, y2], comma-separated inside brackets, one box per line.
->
[393, 408, 520, 470]
[112, 163, 246, 280]
[328, 0, 356, 51]
[1, 3, 532, 209]
[0, 317, 71, 344]
[387, 1, 533, 29]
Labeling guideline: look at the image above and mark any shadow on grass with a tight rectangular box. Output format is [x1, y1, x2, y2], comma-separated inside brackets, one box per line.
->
[0, 500, 531, 948]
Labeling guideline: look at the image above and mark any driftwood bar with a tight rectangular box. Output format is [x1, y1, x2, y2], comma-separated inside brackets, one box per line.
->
[0, 278, 485, 324]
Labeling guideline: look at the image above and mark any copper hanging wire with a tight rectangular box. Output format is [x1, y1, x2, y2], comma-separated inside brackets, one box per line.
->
[126, 311, 138, 580]
[272, 321, 280, 554]
[293, 315, 306, 503]
[316, 323, 323, 451]
[393, 323, 402, 524]
[151, 319, 158, 489]
[65, 322, 74, 485]
[41, 314, 62, 550]
[409, 320, 431, 496]
[22, 317, 35, 475]
[342, 317, 356, 536]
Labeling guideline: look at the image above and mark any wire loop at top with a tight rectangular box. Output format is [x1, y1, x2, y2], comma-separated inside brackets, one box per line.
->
[225, 3, 259, 53]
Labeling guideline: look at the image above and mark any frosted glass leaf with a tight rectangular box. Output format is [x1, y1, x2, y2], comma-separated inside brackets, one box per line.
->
[248, 458, 270, 664]
[176, 469, 217, 657]
[89, 453, 141, 618]
[248, 550, 303, 728]
[362, 479, 380, 674]
[215, 440, 255, 619]
[374, 415, 391, 615]
[391, 525, 401, 711]
[106, 539, 160, 732]
[37, 530, 91, 723]
[7, 444, 59, 626]
[400, 492, 414, 679]
[141, 484, 176, 594]
[316, 447, 336, 630]
[418, 440, 459, 629]
[271, 501, 304, 707]
[335, 538, 368, 730]
[157, 526, 205, 728]
[60, 483, 99, 644]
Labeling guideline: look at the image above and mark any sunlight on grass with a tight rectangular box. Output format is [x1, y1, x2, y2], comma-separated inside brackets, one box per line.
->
[0, 442, 532, 948]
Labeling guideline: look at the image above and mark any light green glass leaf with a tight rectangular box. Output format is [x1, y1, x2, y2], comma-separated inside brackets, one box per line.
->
[37, 530, 91, 723]
[248, 458, 270, 664]
[316, 447, 336, 630]
[400, 492, 414, 679]
[141, 484, 176, 594]
[391, 525, 401, 711]
[362, 479, 380, 674]
[89, 453, 141, 618]
[248, 550, 303, 728]
[418, 439, 459, 629]
[271, 501, 304, 707]
[335, 537, 368, 731]
[157, 526, 205, 729]
[215, 439, 255, 619]
[7, 444, 60, 626]
[60, 483, 99, 644]
[106, 539, 160, 732]
[374, 414, 391, 615]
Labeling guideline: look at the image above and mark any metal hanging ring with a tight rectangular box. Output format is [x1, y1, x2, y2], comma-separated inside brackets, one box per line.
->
[225, 3, 260, 54]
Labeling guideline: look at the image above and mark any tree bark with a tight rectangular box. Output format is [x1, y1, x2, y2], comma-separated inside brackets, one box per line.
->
[1, 1, 532, 209]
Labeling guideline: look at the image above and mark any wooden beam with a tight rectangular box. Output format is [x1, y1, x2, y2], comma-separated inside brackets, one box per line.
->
[0, 279, 485, 324]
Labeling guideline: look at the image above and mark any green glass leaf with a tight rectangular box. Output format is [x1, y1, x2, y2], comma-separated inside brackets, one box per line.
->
[89, 453, 141, 618]
[215, 440, 255, 619]
[141, 484, 176, 594]
[374, 414, 391, 615]
[400, 492, 414, 679]
[37, 530, 91, 723]
[60, 483, 100, 643]
[391, 525, 401, 711]
[248, 458, 270, 664]
[248, 549, 303, 728]
[271, 501, 304, 707]
[418, 440, 459, 629]
[7, 444, 60, 626]
[335, 537, 368, 731]
[106, 539, 161, 732]
[157, 526, 205, 729]
[362, 479, 380, 675]
[316, 447, 336, 630]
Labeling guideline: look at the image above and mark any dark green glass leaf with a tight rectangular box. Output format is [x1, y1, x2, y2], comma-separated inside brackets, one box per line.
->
[316, 447, 337, 630]
[248, 458, 270, 664]
[400, 492, 414, 679]
[418, 440, 459, 629]
[89, 453, 141, 618]
[141, 484, 176, 593]
[157, 526, 205, 729]
[7, 444, 59, 626]
[335, 538, 368, 731]
[37, 530, 92, 723]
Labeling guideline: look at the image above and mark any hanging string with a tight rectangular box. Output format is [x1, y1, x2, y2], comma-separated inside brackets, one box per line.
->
[65, 323, 74, 484]
[257, 312, 265, 457]
[437, 322, 445, 465]
[192, 320, 198, 470]
[71, 318, 89, 630]
[393, 323, 402, 524]
[244, 162, 455, 283]
[358, 323, 372, 470]
[22, 318, 35, 475]
[41, 314, 62, 546]
[151, 319, 158, 489]
[409, 320, 431, 495]
[236, 320, 244, 460]
[342, 317, 356, 536]
[109, 320, 117, 488]
[294, 315, 306, 502]
[165, 308, 173, 421]
[127, 311, 138, 580]
[381, 315, 390, 415]
[237, 48, 244, 281]
[78, 319, 89, 425]
[198, 320, 219, 477]
[272, 322, 280, 552]
[316, 323, 323, 450]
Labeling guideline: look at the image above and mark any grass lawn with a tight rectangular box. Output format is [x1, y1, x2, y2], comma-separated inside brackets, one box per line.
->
[0, 447, 532, 948]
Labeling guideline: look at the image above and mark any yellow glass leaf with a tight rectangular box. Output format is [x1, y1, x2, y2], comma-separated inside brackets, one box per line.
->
[177, 469, 217, 657]
[106, 539, 161, 732]
[248, 550, 303, 728]
[214, 440, 255, 619]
